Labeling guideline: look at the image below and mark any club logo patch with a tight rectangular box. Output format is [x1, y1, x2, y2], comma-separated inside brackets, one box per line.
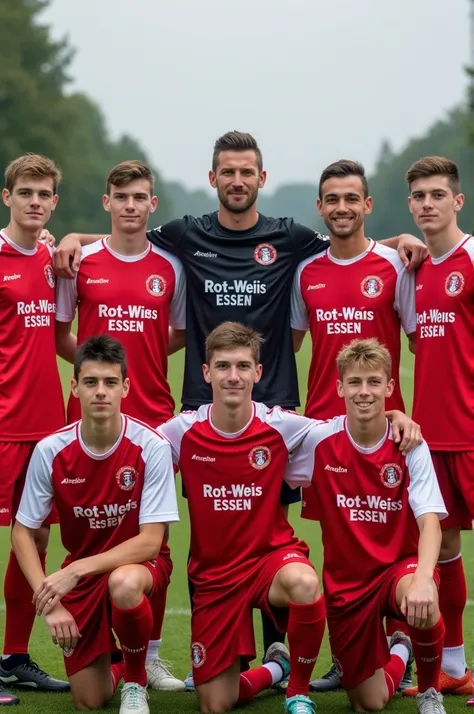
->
[361, 275, 383, 298]
[44, 264, 55, 288]
[254, 243, 277, 265]
[146, 274, 166, 297]
[191, 641, 206, 668]
[248, 446, 271, 470]
[380, 463, 403, 489]
[445, 271, 464, 297]
[62, 647, 74, 658]
[115, 466, 138, 491]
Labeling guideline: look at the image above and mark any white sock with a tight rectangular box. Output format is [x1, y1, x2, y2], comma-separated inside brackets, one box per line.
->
[146, 639, 161, 663]
[442, 645, 466, 679]
[390, 643, 409, 666]
[262, 661, 284, 685]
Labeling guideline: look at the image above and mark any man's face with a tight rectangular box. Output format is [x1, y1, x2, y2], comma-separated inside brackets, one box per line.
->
[408, 175, 464, 236]
[72, 361, 129, 421]
[103, 179, 157, 235]
[209, 150, 266, 214]
[203, 346, 262, 409]
[337, 365, 393, 424]
[2, 177, 58, 232]
[318, 176, 372, 239]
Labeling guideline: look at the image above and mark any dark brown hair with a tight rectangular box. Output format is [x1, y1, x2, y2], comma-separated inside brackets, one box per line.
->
[5, 153, 62, 194]
[212, 131, 263, 173]
[405, 156, 460, 195]
[74, 335, 127, 380]
[106, 160, 154, 195]
[319, 159, 369, 199]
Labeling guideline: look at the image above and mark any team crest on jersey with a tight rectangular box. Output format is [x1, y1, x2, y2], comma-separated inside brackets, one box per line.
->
[361, 275, 384, 298]
[44, 264, 55, 288]
[115, 466, 138, 491]
[380, 463, 402, 489]
[445, 271, 465, 297]
[191, 641, 206, 668]
[254, 243, 277, 265]
[248, 446, 271, 470]
[146, 274, 166, 297]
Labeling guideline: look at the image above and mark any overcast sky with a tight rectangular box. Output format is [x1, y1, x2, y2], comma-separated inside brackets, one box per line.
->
[41, 0, 471, 192]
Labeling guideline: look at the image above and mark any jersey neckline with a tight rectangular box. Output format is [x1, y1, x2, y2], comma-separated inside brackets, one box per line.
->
[344, 416, 390, 454]
[76, 414, 127, 459]
[206, 402, 256, 439]
[429, 234, 471, 265]
[102, 236, 151, 263]
[210, 211, 265, 237]
[327, 239, 375, 266]
[0, 229, 38, 256]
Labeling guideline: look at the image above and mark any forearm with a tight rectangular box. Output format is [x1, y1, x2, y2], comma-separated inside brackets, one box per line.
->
[55, 329, 77, 363]
[71, 528, 165, 579]
[76, 233, 106, 247]
[11, 524, 47, 592]
[379, 236, 399, 249]
[168, 328, 186, 355]
[416, 515, 441, 578]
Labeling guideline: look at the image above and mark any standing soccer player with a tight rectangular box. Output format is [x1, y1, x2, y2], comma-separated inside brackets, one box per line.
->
[11, 335, 179, 714]
[55, 160, 186, 691]
[0, 154, 69, 705]
[291, 159, 417, 692]
[404, 156, 474, 699]
[287, 338, 448, 714]
[54, 131, 426, 689]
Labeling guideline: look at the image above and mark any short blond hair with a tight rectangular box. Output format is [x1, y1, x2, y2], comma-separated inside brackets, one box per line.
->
[5, 153, 62, 193]
[205, 321, 264, 364]
[405, 156, 460, 195]
[337, 338, 392, 380]
[106, 160, 154, 195]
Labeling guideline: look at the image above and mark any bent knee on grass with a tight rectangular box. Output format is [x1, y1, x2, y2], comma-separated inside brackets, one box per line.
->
[270, 562, 320, 605]
[197, 662, 240, 714]
[348, 671, 389, 712]
[108, 563, 152, 608]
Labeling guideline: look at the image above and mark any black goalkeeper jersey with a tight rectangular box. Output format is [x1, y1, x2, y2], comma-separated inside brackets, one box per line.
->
[147, 212, 328, 408]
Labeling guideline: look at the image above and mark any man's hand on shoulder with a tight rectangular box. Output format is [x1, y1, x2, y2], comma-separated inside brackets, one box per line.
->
[386, 410, 422, 455]
[54, 233, 83, 278]
[397, 234, 428, 271]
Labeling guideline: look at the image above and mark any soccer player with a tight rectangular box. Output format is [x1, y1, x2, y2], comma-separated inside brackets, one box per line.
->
[290, 159, 416, 692]
[405, 156, 474, 699]
[53, 131, 427, 689]
[287, 338, 448, 714]
[11, 335, 179, 714]
[0, 154, 69, 705]
[54, 159, 186, 691]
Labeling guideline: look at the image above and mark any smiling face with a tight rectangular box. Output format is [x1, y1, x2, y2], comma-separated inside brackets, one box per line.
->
[337, 364, 394, 424]
[209, 150, 266, 214]
[202, 346, 262, 410]
[2, 176, 58, 232]
[318, 175, 372, 239]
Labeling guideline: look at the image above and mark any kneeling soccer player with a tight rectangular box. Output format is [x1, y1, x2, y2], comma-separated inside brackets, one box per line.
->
[11, 335, 179, 714]
[158, 322, 420, 714]
[288, 338, 448, 714]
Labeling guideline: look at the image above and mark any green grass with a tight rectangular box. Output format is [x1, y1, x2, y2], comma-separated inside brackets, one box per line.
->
[0, 338, 472, 712]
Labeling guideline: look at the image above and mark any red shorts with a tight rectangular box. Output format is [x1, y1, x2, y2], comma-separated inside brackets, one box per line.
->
[431, 451, 474, 530]
[190, 543, 311, 686]
[0, 441, 58, 526]
[326, 557, 440, 690]
[61, 555, 172, 676]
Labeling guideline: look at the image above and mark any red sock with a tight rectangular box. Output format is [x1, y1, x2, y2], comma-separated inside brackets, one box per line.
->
[111, 597, 153, 687]
[438, 557, 466, 647]
[386, 617, 409, 637]
[238, 666, 273, 704]
[286, 597, 326, 698]
[409, 617, 445, 693]
[111, 661, 125, 692]
[3, 551, 46, 654]
[384, 654, 407, 699]
[149, 586, 167, 641]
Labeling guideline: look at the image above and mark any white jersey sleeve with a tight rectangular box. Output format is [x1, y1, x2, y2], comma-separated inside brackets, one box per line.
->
[394, 267, 417, 336]
[406, 441, 448, 520]
[16, 444, 54, 529]
[290, 261, 310, 330]
[283, 416, 345, 488]
[56, 274, 79, 322]
[169, 256, 186, 329]
[139, 436, 180, 525]
[157, 409, 201, 465]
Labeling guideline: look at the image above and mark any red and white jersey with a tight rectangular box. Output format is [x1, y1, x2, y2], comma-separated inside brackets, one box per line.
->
[291, 240, 416, 419]
[0, 231, 64, 441]
[16, 415, 179, 564]
[158, 402, 315, 591]
[286, 416, 447, 609]
[56, 238, 186, 427]
[413, 235, 474, 450]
